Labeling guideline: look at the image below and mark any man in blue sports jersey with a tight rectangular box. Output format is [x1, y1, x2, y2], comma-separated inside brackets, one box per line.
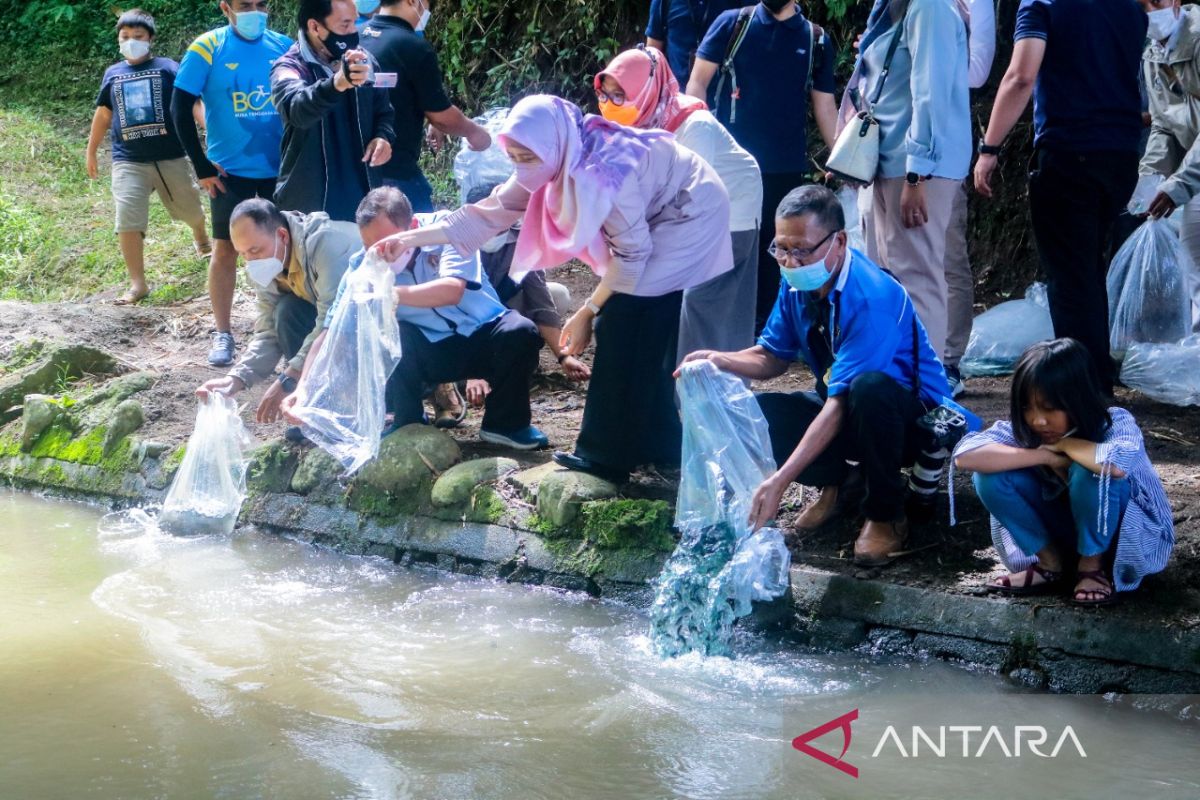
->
[171, 0, 293, 367]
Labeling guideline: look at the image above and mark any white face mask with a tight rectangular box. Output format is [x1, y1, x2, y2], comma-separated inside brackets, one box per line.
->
[1147, 7, 1182, 42]
[119, 39, 151, 61]
[415, 0, 431, 32]
[245, 234, 285, 288]
[480, 232, 510, 253]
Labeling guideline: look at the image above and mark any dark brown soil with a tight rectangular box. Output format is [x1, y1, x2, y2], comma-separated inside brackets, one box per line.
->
[2, 267, 1198, 628]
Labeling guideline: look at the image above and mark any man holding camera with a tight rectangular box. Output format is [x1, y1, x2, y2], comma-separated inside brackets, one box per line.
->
[271, 0, 395, 222]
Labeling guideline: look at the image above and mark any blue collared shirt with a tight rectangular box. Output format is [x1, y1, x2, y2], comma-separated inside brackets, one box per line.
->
[326, 211, 507, 342]
[757, 248, 952, 405]
[859, 0, 971, 179]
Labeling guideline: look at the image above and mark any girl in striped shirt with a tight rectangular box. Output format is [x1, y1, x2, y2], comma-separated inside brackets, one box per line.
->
[954, 338, 1174, 606]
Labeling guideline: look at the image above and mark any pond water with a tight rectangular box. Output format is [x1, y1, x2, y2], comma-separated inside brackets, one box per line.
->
[1, 490, 1198, 800]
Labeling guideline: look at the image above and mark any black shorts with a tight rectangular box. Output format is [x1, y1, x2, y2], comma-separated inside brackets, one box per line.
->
[209, 173, 278, 240]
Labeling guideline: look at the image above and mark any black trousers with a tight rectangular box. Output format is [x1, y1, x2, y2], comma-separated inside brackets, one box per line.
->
[756, 172, 809, 331]
[574, 291, 683, 472]
[1028, 148, 1139, 394]
[756, 372, 927, 522]
[385, 311, 540, 432]
[274, 293, 318, 361]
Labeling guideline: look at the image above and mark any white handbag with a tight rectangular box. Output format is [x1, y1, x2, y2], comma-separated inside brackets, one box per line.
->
[825, 10, 909, 185]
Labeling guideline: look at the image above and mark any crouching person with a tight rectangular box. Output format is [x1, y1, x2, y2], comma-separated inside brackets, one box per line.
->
[287, 187, 548, 450]
[678, 185, 954, 566]
[196, 198, 360, 426]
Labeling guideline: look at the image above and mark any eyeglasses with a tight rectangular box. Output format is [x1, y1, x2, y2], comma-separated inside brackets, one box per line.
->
[595, 88, 626, 106]
[767, 230, 838, 264]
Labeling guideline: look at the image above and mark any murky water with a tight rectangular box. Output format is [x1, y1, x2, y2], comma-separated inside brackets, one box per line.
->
[2, 490, 1198, 800]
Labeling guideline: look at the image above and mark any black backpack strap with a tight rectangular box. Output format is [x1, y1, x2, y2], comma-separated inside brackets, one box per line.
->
[713, 6, 756, 123]
[806, 21, 825, 94]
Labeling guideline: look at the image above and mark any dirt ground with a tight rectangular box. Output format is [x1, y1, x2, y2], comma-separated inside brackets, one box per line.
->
[3, 265, 1199, 627]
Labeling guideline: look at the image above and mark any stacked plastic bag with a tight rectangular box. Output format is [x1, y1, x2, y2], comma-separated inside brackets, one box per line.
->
[649, 360, 790, 658]
[959, 283, 1054, 378]
[289, 251, 403, 474]
[158, 393, 249, 536]
[1121, 334, 1200, 406]
[1107, 218, 1191, 359]
[837, 186, 868, 254]
[452, 107, 513, 204]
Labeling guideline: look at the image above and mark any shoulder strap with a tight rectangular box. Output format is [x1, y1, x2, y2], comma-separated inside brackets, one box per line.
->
[806, 21, 825, 94]
[869, 5, 911, 108]
[720, 6, 756, 72]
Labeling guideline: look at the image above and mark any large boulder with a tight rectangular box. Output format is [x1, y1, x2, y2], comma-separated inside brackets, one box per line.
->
[536, 468, 619, 528]
[290, 447, 344, 496]
[355, 424, 461, 496]
[19, 394, 62, 452]
[431, 457, 519, 508]
[0, 345, 120, 423]
[102, 398, 144, 456]
[245, 440, 299, 495]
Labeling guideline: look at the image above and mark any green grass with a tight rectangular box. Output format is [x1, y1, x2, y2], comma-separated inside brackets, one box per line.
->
[0, 103, 209, 304]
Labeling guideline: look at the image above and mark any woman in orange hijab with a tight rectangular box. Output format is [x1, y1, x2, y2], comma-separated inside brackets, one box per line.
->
[597, 44, 762, 359]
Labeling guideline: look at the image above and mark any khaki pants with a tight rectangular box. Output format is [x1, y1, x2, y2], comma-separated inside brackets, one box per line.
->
[943, 181, 974, 367]
[871, 176, 960, 359]
[111, 157, 206, 234]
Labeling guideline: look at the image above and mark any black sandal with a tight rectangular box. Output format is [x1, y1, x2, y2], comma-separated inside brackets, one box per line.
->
[987, 563, 1064, 596]
[1070, 569, 1117, 607]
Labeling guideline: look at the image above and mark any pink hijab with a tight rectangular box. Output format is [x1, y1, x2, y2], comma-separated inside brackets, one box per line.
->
[596, 45, 706, 132]
[498, 94, 669, 275]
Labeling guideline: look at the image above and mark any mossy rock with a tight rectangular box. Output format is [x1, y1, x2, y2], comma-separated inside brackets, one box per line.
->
[580, 498, 675, 552]
[356, 424, 461, 496]
[0, 345, 120, 424]
[20, 394, 64, 451]
[431, 457, 518, 508]
[536, 469, 618, 528]
[291, 447, 344, 496]
[102, 399, 144, 456]
[21, 421, 140, 476]
[245, 440, 299, 495]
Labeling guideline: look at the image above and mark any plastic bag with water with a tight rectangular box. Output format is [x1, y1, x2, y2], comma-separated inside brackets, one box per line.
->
[290, 251, 402, 475]
[1107, 218, 1192, 359]
[959, 283, 1054, 377]
[1120, 334, 1200, 406]
[453, 107, 514, 204]
[158, 394, 249, 536]
[650, 360, 790, 658]
[838, 186, 868, 254]
[1127, 173, 1164, 216]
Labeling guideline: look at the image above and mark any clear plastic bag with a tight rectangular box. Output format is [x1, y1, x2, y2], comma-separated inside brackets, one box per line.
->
[453, 107, 514, 204]
[1127, 174, 1164, 216]
[290, 252, 402, 475]
[959, 283, 1054, 377]
[159, 394, 250, 536]
[1119, 334, 1200, 406]
[838, 186, 868, 254]
[650, 360, 791, 657]
[1107, 219, 1193, 359]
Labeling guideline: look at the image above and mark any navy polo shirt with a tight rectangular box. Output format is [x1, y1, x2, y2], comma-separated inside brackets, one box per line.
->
[757, 248, 951, 405]
[696, 5, 836, 174]
[645, 0, 743, 86]
[1014, 0, 1145, 153]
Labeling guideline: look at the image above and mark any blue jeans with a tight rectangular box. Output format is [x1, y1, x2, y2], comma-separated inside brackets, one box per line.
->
[972, 464, 1131, 558]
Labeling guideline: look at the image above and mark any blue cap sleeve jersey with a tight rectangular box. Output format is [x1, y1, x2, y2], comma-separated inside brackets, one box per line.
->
[756, 249, 951, 404]
[175, 26, 293, 179]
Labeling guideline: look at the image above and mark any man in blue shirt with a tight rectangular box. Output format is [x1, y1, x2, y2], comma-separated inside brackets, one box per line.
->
[686, 0, 838, 331]
[679, 186, 954, 566]
[645, 0, 741, 86]
[293, 187, 549, 451]
[974, 0, 1146, 395]
[171, 0, 293, 367]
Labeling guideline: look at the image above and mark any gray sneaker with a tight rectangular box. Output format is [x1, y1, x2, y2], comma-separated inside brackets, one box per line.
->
[208, 331, 236, 367]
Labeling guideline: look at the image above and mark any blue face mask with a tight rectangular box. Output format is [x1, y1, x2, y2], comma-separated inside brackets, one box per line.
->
[780, 234, 840, 292]
[233, 10, 268, 41]
[356, 0, 381, 14]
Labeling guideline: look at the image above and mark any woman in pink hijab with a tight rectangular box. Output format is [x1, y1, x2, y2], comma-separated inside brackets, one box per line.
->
[597, 44, 762, 360]
[373, 93, 733, 482]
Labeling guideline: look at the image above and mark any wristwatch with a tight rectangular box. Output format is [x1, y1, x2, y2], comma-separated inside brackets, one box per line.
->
[585, 300, 602, 316]
[277, 373, 298, 394]
[977, 141, 1002, 156]
[905, 172, 922, 186]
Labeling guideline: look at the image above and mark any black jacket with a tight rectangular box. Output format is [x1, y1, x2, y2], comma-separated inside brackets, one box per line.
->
[270, 36, 395, 220]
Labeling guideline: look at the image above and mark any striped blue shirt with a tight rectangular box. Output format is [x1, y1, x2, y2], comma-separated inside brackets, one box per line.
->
[954, 408, 1174, 592]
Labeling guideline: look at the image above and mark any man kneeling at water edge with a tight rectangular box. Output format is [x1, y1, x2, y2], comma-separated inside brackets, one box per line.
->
[679, 185, 956, 565]
[283, 186, 548, 450]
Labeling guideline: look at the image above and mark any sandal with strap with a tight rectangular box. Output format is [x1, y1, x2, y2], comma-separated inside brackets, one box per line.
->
[986, 563, 1064, 596]
[1070, 569, 1117, 607]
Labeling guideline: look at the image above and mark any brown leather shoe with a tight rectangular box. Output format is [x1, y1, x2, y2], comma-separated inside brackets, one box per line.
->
[432, 383, 467, 428]
[853, 518, 910, 567]
[795, 486, 839, 531]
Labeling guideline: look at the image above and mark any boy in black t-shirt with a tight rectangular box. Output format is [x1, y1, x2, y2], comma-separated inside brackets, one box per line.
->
[85, 8, 209, 304]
